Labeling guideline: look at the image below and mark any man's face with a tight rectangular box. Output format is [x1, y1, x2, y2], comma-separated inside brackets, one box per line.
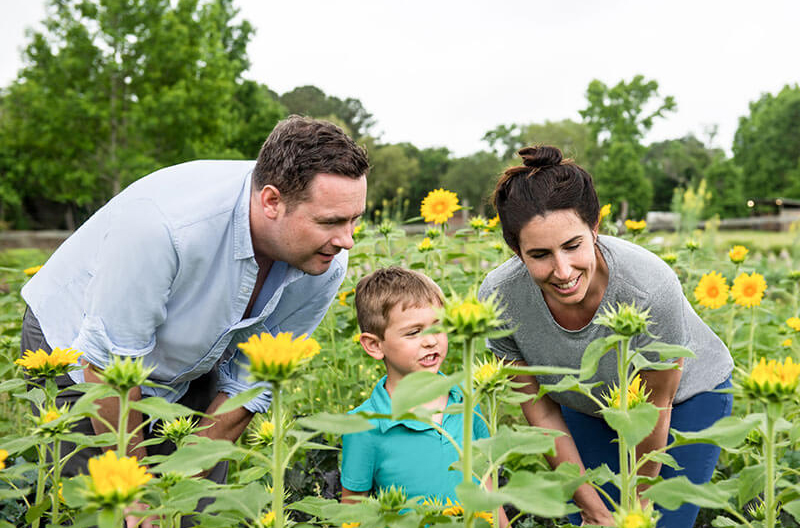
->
[260, 173, 367, 275]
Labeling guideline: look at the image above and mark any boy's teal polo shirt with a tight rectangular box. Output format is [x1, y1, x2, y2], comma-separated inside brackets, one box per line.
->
[340, 375, 490, 501]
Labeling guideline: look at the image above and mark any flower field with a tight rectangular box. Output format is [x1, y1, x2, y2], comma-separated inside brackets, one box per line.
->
[0, 198, 799, 528]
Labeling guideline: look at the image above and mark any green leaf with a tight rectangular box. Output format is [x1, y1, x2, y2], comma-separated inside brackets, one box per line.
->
[97, 508, 118, 528]
[297, 412, 375, 434]
[637, 342, 696, 360]
[472, 425, 559, 462]
[456, 481, 505, 511]
[538, 376, 603, 398]
[783, 499, 800, 523]
[289, 496, 339, 518]
[15, 386, 44, 406]
[737, 463, 765, 508]
[709, 515, 742, 527]
[599, 403, 659, 446]
[0, 488, 29, 501]
[670, 415, 759, 449]
[150, 438, 240, 476]
[630, 355, 683, 372]
[25, 495, 51, 524]
[486, 467, 580, 517]
[203, 481, 269, 518]
[642, 476, 732, 509]
[235, 465, 269, 484]
[213, 386, 266, 415]
[129, 398, 196, 421]
[502, 364, 581, 377]
[0, 378, 26, 393]
[580, 336, 619, 380]
[391, 371, 463, 418]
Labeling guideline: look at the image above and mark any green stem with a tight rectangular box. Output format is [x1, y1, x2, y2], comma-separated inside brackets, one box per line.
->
[764, 409, 777, 528]
[50, 439, 61, 524]
[725, 304, 737, 350]
[462, 337, 476, 528]
[117, 389, 130, 456]
[747, 307, 757, 372]
[31, 444, 47, 528]
[272, 383, 285, 528]
[616, 337, 632, 511]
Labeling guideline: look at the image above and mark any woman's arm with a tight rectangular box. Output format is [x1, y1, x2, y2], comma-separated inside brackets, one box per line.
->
[635, 358, 683, 490]
[512, 361, 613, 526]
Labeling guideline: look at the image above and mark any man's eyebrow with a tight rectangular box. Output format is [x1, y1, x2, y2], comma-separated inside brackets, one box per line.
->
[314, 210, 365, 223]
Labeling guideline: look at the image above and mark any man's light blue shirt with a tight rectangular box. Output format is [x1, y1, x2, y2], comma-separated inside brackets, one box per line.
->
[22, 160, 347, 413]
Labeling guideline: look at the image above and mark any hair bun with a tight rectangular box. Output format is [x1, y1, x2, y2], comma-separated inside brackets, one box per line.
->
[518, 145, 563, 169]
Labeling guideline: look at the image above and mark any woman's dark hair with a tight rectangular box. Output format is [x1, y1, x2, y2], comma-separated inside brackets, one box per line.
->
[492, 145, 599, 254]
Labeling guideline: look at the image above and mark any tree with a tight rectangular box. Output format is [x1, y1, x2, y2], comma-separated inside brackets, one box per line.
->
[229, 80, 286, 158]
[592, 141, 652, 219]
[279, 85, 375, 139]
[733, 84, 800, 200]
[442, 151, 503, 216]
[643, 135, 719, 211]
[398, 144, 451, 214]
[362, 139, 420, 220]
[0, 0, 255, 228]
[581, 75, 676, 150]
[704, 157, 747, 218]
[483, 119, 591, 165]
[579, 75, 676, 216]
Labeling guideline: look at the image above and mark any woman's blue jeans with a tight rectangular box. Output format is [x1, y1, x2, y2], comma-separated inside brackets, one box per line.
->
[562, 377, 733, 528]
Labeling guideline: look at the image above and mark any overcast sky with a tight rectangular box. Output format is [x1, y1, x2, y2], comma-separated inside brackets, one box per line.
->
[2, 0, 798, 157]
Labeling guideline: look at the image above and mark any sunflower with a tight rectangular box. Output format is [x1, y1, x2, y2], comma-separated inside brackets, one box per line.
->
[786, 317, 800, 332]
[731, 272, 767, 307]
[485, 215, 500, 231]
[420, 189, 461, 225]
[238, 332, 321, 382]
[728, 245, 749, 264]
[0, 449, 8, 470]
[603, 374, 650, 409]
[23, 265, 43, 276]
[598, 203, 612, 223]
[741, 356, 800, 402]
[417, 237, 434, 252]
[16, 347, 83, 377]
[624, 219, 647, 233]
[261, 511, 276, 527]
[694, 272, 729, 309]
[781, 338, 792, 348]
[88, 451, 152, 505]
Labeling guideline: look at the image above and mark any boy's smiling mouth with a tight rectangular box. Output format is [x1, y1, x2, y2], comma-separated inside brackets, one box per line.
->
[419, 352, 440, 367]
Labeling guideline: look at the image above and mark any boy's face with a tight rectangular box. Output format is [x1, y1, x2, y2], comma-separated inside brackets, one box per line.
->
[365, 303, 448, 393]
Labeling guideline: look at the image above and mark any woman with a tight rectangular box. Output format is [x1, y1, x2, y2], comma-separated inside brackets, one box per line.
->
[479, 145, 733, 528]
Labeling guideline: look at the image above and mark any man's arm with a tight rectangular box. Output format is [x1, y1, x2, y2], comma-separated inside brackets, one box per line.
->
[512, 362, 613, 526]
[196, 392, 254, 443]
[83, 361, 148, 460]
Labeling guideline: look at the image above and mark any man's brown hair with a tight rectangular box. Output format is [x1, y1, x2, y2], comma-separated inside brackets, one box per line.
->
[252, 115, 370, 206]
[355, 267, 444, 339]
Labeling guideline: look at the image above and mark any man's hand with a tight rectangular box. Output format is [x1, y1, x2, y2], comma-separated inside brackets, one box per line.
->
[125, 501, 155, 528]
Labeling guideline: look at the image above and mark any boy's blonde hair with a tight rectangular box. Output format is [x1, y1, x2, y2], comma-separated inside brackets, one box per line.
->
[355, 267, 445, 339]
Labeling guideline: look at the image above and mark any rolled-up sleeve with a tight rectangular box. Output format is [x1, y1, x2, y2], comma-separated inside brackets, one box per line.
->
[72, 199, 177, 369]
[217, 351, 272, 413]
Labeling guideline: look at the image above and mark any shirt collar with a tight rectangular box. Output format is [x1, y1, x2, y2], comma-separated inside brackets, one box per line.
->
[233, 170, 254, 261]
[368, 375, 463, 433]
[231, 171, 310, 287]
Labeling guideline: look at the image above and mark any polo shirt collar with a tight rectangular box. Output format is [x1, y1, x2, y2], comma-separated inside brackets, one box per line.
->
[369, 375, 463, 433]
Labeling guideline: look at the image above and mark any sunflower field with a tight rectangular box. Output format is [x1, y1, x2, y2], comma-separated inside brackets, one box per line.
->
[0, 193, 799, 528]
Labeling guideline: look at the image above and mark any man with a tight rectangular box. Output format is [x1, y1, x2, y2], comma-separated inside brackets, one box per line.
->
[20, 116, 369, 483]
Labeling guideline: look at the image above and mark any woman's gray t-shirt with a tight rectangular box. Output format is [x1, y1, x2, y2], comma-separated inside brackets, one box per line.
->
[478, 235, 733, 416]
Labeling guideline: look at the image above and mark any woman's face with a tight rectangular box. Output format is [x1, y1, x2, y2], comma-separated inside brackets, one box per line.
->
[517, 209, 599, 310]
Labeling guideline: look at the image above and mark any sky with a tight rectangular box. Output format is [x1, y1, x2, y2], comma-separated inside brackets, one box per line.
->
[2, 0, 799, 157]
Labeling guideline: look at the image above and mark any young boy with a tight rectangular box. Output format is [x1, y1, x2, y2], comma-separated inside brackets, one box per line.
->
[340, 267, 507, 525]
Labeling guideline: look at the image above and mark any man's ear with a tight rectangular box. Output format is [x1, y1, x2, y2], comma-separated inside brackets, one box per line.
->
[359, 332, 384, 361]
[258, 185, 282, 220]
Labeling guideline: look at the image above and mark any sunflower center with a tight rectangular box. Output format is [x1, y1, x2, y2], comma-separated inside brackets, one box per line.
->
[707, 286, 719, 297]
[744, 285, 757, 296]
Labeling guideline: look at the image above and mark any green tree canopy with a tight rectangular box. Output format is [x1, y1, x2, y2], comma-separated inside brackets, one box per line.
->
[733, 84, 800, 200]
[442, 151, 503, 216]
[0, 0, 276, 228]
[643, 135, 720, 211]
[279, 85, 375, 140]
[483, 119, 591, 165]
[579, 75, 676, 217]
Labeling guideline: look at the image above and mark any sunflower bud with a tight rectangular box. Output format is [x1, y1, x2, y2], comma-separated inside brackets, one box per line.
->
[594, 302, 651, 337]
[157, 416, 198, 446]
[740, 356, 800, 403]
[99, 356, 154, 393]
[440, 290, 506, 341]
[613, 500, 659, 528]
[728, 245, 749, 264]
[238, 332, 321, 383]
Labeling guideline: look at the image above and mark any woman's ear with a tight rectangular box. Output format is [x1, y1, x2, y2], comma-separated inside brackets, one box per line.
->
[359, 332, 384, 361]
